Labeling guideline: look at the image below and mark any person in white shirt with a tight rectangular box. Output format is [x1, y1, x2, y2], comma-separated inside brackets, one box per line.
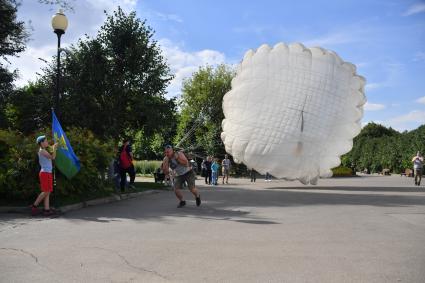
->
[412, 152, 423, 186]
[221, 154, 231, 184]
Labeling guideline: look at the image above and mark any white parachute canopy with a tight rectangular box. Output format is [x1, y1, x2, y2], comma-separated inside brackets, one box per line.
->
[221, 43, 366, 185]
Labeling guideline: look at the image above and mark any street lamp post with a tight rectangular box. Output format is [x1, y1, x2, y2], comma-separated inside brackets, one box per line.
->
[51, 9, 68, 115]
[51, 10, 68, 209]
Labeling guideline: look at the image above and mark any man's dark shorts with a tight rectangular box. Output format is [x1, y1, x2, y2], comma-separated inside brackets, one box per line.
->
[175, 170, 196, 190]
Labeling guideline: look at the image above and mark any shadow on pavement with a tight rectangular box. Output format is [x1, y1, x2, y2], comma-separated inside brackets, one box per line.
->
[55, 185, 425, 224]
[267, 186, 425, 193]
[3, 185, 424, 225]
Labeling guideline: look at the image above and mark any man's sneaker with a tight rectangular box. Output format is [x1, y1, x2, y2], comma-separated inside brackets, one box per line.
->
[31, 205, 40, 216]
[177, 200, 186, 208]
[43, 209, 54, 217]
[196, 195, 201, 207]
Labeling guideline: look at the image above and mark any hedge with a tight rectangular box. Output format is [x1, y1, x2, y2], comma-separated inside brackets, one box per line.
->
[332, 166, 355, 177]
[0, 128, 113, 205]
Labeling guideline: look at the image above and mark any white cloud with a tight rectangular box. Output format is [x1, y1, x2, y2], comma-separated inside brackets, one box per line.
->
[159, 39, 226, 98]
[7, 45, 57, 87]
[364, 102, 386, 111]
[403, 3, 425, 16]
[416, 96, 425, 105]
[387, 110, 425, 131]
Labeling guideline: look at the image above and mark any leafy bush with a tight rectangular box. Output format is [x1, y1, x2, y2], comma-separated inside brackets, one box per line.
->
[0, 130, 40, 202]
[0, 128, 114, 205]
[332, 166, 354, 177]
[54, 127, 114, 204]
[133, 160, 162, 175]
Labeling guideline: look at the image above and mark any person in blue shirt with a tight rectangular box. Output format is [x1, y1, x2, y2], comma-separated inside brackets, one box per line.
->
[211, 158, 220, 186]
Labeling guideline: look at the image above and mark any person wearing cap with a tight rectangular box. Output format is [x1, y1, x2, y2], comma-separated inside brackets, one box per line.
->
[162, 145, 201, 208]
[412, 151, 423, 186]
[31, 135, 58, 216]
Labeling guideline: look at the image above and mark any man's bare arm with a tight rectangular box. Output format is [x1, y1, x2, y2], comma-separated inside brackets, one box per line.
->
[40, 144, 58, 160]
[162, 157, 170, 175]
[177, 152, 190, 167]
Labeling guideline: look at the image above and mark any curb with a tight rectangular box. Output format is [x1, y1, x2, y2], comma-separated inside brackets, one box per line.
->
[0, 190, 163, 215]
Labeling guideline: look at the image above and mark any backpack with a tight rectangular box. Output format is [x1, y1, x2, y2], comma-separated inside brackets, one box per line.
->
[119, 145, 132, 169]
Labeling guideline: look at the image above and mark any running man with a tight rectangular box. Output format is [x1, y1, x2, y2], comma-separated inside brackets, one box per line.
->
[412, 152, 423, 186]
[222, 154, 231, 184]
[162, 145, 201, 208]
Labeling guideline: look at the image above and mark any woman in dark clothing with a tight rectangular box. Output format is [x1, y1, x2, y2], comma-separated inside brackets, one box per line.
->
[204, 156, 212, 185]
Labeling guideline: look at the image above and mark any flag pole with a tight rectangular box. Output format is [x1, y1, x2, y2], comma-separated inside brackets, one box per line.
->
[52, 108, 59, 210]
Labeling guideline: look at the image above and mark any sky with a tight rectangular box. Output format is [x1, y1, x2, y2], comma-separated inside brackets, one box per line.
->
[7, 0, 425, 131]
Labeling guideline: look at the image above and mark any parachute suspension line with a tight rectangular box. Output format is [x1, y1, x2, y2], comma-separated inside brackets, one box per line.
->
[175, 116, 204, 148]
[295, 95, 308, 156]
[175, 101, 227, 149]
[300, 110, 304, 132]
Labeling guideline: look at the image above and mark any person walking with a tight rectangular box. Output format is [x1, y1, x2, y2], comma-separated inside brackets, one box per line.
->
[250, 168, 257, 182]
[117, 139, 136, 192]
[162, 145, 201, 208]
[412, 152, 423, 186]
[31, 135, 58, 216]
[201, 158, 208, 184]
[265, 172, 272, 182]
[221, 154, 231, 184]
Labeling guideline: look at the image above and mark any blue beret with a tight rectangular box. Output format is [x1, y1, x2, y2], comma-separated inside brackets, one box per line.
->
[36, 135, 46, 144]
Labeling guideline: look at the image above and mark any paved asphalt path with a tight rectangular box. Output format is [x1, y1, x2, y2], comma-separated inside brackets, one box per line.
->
[1, 175, 425, 282]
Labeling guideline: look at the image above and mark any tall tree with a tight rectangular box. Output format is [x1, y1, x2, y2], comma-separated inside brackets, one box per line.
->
[36, 7, 175, 140]
[175, 65, 234, 157]
[0, 0, 28, 128]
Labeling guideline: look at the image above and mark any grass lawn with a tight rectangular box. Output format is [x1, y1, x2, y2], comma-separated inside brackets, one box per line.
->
[132, 181, 169, 191]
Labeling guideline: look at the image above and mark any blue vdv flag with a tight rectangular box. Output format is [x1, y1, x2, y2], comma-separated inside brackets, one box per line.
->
[52, 110, 81, 179]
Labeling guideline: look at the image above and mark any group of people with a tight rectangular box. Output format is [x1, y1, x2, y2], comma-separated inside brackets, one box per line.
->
[30, 133, 424, 215]
[201, 155, 231, 185]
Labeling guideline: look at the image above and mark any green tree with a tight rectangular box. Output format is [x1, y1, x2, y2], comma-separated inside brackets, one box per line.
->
[341, 122, 424, 174]
[0, 0, 28, 128]
[3, 82, 51, 134]
[175, 64, 234, 157]
[32, 7, 175, 141]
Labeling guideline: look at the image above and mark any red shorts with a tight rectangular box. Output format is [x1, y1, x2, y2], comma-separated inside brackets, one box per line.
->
[39, 172, 53, 192]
